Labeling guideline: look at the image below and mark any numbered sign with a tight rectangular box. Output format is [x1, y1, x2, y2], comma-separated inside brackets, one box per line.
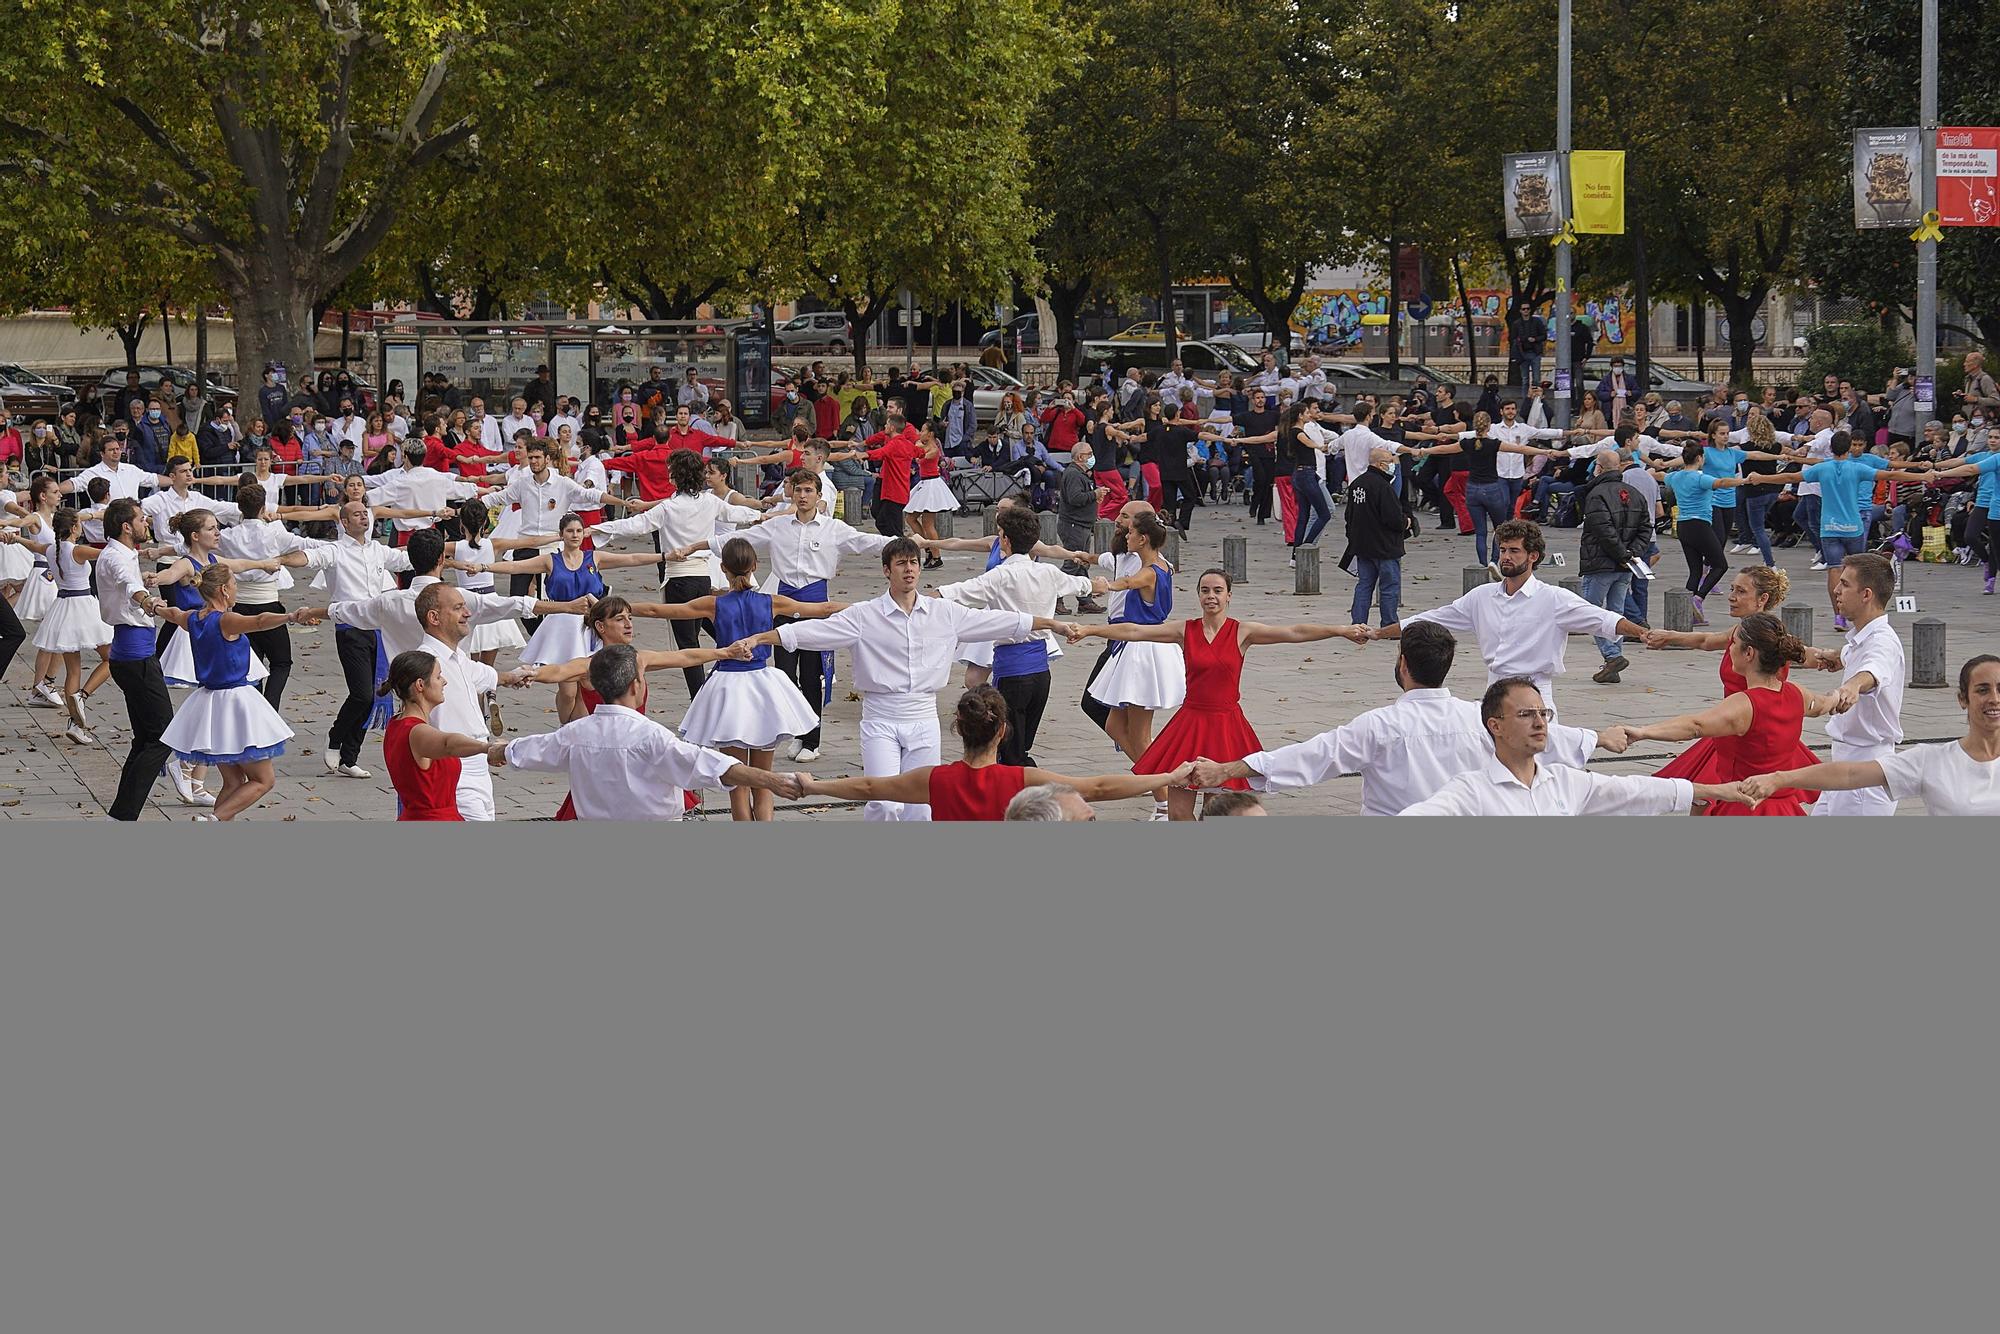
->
[1893, 595, 1917, 614]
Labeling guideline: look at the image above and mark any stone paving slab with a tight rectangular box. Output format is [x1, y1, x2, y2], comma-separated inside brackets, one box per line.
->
[4, 498, 1990, 819]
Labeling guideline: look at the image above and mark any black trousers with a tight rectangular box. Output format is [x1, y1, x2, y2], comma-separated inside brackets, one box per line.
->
[773, 629, 824, 750]
[1080, 641, 1117, 735]
[1248, 452, 1276, 522]
[0, 593, 24, 681]
[661, 575, 717, 699]
[873, 498, 906, 538]
[995, 670, 1050, 767]
[330, 627, 378, 766]
[510, 571, 543, 635]
[1159, 476, 1196, 532]
[232, 601, 292, 709]
[109, 657, 174, 821]
[1677, 518, 1729, 597]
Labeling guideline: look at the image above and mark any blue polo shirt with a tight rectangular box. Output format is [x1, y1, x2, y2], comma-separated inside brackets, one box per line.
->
[1801, 456, 1888, 536]
[1665, 469, 1718, 524]
[1971, 451, 2000, 511]
[1700, 444, 1747, 508]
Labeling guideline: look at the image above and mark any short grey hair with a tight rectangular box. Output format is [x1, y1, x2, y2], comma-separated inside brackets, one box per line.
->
[1004, 783, 1081, 822]
[588, 644, 641, 704]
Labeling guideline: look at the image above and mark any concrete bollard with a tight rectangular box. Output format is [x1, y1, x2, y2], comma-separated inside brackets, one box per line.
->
[981, 507, 1000, 536]
[1294, 545, 1321, 595]
[1781, 603, 1814, 647]
[1912, 617, 1948, 687]
[1093, 518, 1116, 554]
[1222, 535, 1249, 584]
[1664, 588, 1695, 633]
[1038, 511, 1059, 546]
[934, 512, 954, 539]
[842, 487, 865, 527]
[1162, 529, 1182, 572]
[1462, 565, 1493, 595]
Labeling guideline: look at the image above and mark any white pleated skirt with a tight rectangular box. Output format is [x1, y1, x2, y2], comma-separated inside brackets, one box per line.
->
[14, 571, 55, 621]
[32, 595, 112, 653]
[518, 612, 598, 667]
[1086, 641, 1186, 710]
[677, 665, 820, 750]
[163, 625, 271, 688]
[465, 615, 527, 653]
[162, 684, 294, 765]
[0, 540, 33, 583]
[905, 477, 960, 514]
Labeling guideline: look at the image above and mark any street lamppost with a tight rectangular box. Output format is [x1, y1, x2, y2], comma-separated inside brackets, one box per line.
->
[1915, 0, 1938, 419]
[1552, 0, 1573, 429]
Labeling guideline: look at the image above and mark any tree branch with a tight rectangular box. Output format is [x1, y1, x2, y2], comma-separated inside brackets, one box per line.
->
[106, 97, 212, 187]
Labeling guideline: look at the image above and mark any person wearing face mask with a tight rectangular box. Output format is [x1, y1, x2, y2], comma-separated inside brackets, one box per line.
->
[943, 377, 979, 457]
[126, 397, 168, 473]
[1596, 358, 1634, 424]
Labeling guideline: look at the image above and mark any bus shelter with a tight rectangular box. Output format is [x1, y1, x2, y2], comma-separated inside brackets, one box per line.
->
[374, 319, 772, 428]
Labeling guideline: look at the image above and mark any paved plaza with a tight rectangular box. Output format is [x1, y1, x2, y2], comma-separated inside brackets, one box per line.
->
[3, 502, 1990, 820]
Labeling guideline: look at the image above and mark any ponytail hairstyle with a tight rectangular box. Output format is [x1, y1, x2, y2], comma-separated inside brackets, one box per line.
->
[380, 650, 440, 701]
[196, 561, 235, 604]
[1737, 564, 1789, 610]
[29, 474, 58, 510]
[1471, 410, 1493, 434]
[1707, 417, 1733, 447]
[456, 497, 490, 540]
[952, 684, 1009, 754]
[171, 508, 216, 543]
[1129, 509, 1172, 554]
[1681, 442, 1705, 467]
[1734, 611, 1808, 676]
[52, 505, 79, 543]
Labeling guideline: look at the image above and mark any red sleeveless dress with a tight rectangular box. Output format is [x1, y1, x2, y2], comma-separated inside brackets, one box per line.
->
[384, 715, 463, 821]
[1657, 630, 1817, 796]
[1687, 682, 1814, 816]
[1136, 618, 1259, 787]
[927, 761, 1026, 821]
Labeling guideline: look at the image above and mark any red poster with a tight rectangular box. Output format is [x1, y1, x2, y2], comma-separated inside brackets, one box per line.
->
[1936, 126, 2000, 227]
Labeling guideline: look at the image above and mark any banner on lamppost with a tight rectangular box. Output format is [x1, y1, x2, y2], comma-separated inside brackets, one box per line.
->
[1936, 126, 2000, 227]
[1568, 151, 1625, 234]
[1853, 128, 1922, 229]
[1502, 152, 1565, 238]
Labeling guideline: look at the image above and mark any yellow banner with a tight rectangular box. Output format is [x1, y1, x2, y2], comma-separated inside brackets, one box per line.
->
[1569, 150, 1626, 235]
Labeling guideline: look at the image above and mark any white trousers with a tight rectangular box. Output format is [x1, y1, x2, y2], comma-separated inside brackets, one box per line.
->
[456, 755, 496, 822]
[859, 697, 940, 821]
[1810, 743, 1896, 816]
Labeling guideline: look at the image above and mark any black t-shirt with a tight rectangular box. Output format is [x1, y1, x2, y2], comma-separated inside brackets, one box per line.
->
[1456, 432, 1504, 483]
[898, 379, 932, 426]
[1160, 423, 1200, 480]
[1240, 408, 1279, 452]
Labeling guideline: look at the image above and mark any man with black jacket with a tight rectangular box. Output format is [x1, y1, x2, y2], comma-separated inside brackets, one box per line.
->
[1055, 442, 1106, 614]
[1344, 446, 1406, 626]
[1578, 449, 1652, 683]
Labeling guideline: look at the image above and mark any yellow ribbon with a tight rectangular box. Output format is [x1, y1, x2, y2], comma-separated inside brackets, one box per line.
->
[1910, 210, 1943, 243]
[1550, 219, 1578, 249]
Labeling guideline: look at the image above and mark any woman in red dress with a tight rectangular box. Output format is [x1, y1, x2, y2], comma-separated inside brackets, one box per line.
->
[1611, 613, 1840, 816]
[380, 650, 495, 821]
[1067, 568, 1370, 821]
[1644, 566, 1826, 783]
[798, 685, 1191, 820]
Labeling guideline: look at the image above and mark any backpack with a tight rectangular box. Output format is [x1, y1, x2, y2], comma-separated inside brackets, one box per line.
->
[1546, 489, 1580, 528]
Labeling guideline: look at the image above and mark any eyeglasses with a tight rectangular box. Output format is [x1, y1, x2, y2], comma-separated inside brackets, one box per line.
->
[1512, 709, 1556, 722]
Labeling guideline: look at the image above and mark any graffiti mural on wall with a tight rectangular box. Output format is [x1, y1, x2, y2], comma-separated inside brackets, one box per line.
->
[1287, 289, 1631, 354]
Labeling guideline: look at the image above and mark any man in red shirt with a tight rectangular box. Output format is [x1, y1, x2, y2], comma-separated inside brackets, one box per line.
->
[447, 433, 509, 479]
[863, 406, 921, 537]
[660, 403, 735, 457]
[811, 381, 841, 438]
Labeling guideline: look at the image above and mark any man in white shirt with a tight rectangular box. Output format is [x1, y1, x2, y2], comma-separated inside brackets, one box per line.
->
[372, 441, 485, 535]
[677, 368, 711, 413]
[498, 398, 536, 450]
[934, 504, 1104, 766]
[745, 537, 1073, 821]
[215, 482, 335, 709]
[142, 458, 245, 559]
[299, 499, 415, 777]
[1401, 677, 1747, 815]
[93, 499, 174, 819]
[60, 435, 171, 502]
[1373, 519, 1646, 716]
[1247, 350, 1284, 398]
[310, 528, 582, 662]
[547, 398, 583, 445]
[1329, 400, 1437, 494]
[725, 466, 893, 759]
[391, 582, 505, 820]
[1487, 397, 1574, 508]
[329, 405, 366, 449]
[1810, 553, 1905, 816]
[1156, 359, 1209, 411]
[468, 398, 505, 452]
[1186, 623, 1623, 814]
[496, 644, 801, 820]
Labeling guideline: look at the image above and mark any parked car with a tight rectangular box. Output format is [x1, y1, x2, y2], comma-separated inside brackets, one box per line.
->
[966, 364, 1029, 425]
[978, 312, 1045, 353]
[1314, 361, 1395, 394]
[93, 364, 237, 420]
[1207, 313, 1305, 357]
[1081, 339, 1262, 381]
[774, 312, 852, 354]
[0, 371, 69, 419]
[0, 363, 78, 414]
[1360, 360, 1469, 387]
[1107, 321, 1177, 342]
[1579, 358, 1716, 402]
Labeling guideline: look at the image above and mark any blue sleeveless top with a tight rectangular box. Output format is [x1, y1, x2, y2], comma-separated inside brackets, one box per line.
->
[544, 549, 606, 602]
[172, 552, 218, 611]
[713, 588, 772, 671]
[188, 608, 254, 689]
[985, 538, 1005, 571]
[1127, 563, 1173, 626]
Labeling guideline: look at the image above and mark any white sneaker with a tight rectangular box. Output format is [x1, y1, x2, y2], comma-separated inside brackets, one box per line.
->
[1729, 543, 1752, 555]
[166, 762, 199, 805]
[1809, 559, 1828, 571]
[335, 762, 372, 779]
[65, 692, 88, 729]
[30, 680, 63, 708]
[793, 748, 821, 764]
[779, 737, 803, 761]
[63, 720, 96, 746]
[323, 751, 340, 775]
[1148, 804, 1170, 822]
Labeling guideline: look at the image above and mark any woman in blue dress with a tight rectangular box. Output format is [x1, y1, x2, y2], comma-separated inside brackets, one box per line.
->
[1085, 510, 1183, 820]
[148, 564, 319, 820]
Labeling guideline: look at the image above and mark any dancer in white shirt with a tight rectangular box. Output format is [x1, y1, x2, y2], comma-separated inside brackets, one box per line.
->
[1186, 622, 1623, 814]
[494, 644, 802, 820]
[1807, 553, 1906, 816]
[1400, 678, 1747, 815]
[1372, 519, 1646, 716]
[1741, 654, 2000, 816]
[739, 537, 1075, 821]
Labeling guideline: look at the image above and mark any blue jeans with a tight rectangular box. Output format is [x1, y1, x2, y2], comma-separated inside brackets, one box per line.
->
[1624, 541, 1658, 623]
[1793, 495, 1821, 556]
[1741, 489, 1776, 565]
[1465, 479, 1513, 563]
[1351, 556, 1401, 626]
[1821, 533, 1867, 562]
[1533, 475, 1577, 516]
[1292, 467, 1332, 547]
[1579, 570, 1632, 661]
[1520, 353, 1542, 387]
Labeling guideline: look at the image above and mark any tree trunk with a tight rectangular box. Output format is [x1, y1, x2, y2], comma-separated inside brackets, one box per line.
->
[162, 307, 174, 366]
[1048, 279, 1090, 385]
[195, 307, 208, 400]
[1723, 294, 1760, 389]
[1148, 212, 1177, 361]
[222, 269, 316, 392]
[842, 299, 872, 376]
[1692, 303, 1705, 382]
[116, 314, 149, 374]
[1633, 223, 1651, 396]
[1452, 255, 1477, 385]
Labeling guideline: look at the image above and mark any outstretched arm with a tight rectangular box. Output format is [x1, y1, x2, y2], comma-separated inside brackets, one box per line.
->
[1740, 761, 1887, 805]
[403, 722, 495, 762]
[1240, 621, 1369, 647]
[1026, 761, 1197, 803]
[1069, 621, 1181, 644]
[628, 596, 718, 621]
[1608, 694, 1752, 746]
[799, 768, 936, 805]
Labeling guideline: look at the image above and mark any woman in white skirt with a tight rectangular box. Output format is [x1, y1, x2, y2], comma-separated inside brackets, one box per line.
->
[0, 485, 34, 593]
[1084, 510, 1183, 819]
[638, 537, 846, 820]
[697, 456, 772, 589]
[20, 507, 114, 744]
[2, 478, 70, 711]
[147, 565, 311, 820]
[469, 512, 663, 722]
[445, 499, 529, 665]
[903, 420, 958, 566]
